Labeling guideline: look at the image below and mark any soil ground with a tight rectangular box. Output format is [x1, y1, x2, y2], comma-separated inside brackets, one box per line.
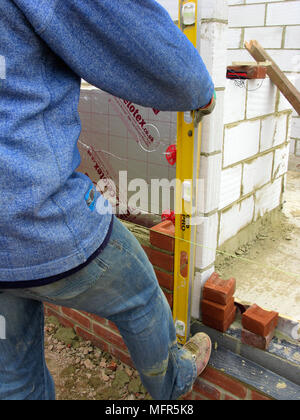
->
[45, 160, 300, 400]
[216, 168, 300, 321]
[45, 317, 151, 401]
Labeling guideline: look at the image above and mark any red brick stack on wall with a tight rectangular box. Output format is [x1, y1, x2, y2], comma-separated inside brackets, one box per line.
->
[145, 220, 175, 309]
[201, 273, 237, 333]
[241, 304, 279, 351]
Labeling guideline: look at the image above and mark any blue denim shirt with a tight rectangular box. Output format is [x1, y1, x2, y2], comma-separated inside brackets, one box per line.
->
[0, 0, 214, 285]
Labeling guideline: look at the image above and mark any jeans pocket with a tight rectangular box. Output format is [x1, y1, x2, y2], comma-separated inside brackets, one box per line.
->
[22, 258, 109, 304]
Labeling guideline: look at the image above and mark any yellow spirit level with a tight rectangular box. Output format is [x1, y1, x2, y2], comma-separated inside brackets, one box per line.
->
[173, 0, 202, 345]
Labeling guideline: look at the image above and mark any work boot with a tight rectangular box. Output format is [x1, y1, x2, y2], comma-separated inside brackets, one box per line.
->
[184, 333, 212, 376]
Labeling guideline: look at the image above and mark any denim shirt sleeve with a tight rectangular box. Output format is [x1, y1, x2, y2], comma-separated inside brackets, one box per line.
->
[14, 0, 214, 111]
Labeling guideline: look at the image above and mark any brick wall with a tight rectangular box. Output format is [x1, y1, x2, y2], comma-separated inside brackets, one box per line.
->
[44, 302, 271, 400]
[227, 0, 300, 156]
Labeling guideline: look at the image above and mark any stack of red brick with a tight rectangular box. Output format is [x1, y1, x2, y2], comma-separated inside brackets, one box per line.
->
[241, 304, 279, 350]
[201, 273, 237, 333]
[145, 220, 176, 309]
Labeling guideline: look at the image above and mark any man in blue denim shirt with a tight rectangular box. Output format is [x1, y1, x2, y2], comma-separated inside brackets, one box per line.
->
[0, 0, 215, 400]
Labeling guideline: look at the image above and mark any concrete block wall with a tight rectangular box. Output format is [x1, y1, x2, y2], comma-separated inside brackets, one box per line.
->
[227, 0, 300, 156]
[191, 0, 229, 319]
[219, 78, 292, 247]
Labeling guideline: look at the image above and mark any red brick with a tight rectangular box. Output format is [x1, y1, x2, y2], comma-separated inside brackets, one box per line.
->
[202, 305, 237, 333]
[251, 390, 272, 401]
[181, 391, 193, 400]
[193, 378, 221, 400]
[107, 320, 120, 332]
[227, 65, 267, 80]
[201, 298, 235, 322]
[75, 326, 109, 353]
[92, 322, 128, 351]
[163, 289, 173, 309]
[44, 305, 59, 318]
[110, 346, 134, 369]
[46, 309, 75, 330]
[203, 273, 236, 305]
[44, 303, 62, 313]
[142, 245, 174, 272]
[150, 221, 175, 253]
[241, 328, 275, 350]
[85, 313, 107, 325]
[61, 307, 91, 329]
[224, 395, 239, 400]
[242, 304, 279, 337]
[155, 268, 174, 291]
[202, 367, 247, 399]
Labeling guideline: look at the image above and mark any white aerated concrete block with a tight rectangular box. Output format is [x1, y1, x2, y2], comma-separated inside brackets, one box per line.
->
[223, 80, 246, 124]
[198, 154, 222, 214]
[278, 75, 295, 113]
[229, 4, 265, 27]
[192, 267, 215, 320]
[246, 79, 277, 119]
[227, 28, 242, 49]
[290, 139, 296, 155]
[201, 0, 228, 20]
[201, 89, 225, 154]
[266, 50, 300, 73]
[244, 26, 283, 49]
[219, 165, 242, 209]
[260, 114, 288, 152]
[285, 26, 300, 49]
[224, 120, 260, 167]
[296, 140, 300, 156]
[219, 196, 255, 246]
[266, 1, 300, 26]
[200, 22, 228, 87]
[273, 145, 290, 179]
[255, 178, 282, 221]
[243, 153, 273, 195]
[291, 118, 300, 140]
[156, 0, 177, 21]
[195, 213, 219, 270]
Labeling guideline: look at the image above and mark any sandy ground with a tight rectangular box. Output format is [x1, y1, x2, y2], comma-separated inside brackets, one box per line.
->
[45, 317, 151, 401]
[216, 168, 300, 321]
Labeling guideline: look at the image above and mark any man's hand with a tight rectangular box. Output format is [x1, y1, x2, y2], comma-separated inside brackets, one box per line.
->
[194, 90, 216, 126]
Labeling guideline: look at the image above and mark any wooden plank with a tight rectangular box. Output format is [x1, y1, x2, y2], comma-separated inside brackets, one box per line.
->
[244, 40, 300, 115]
[232, 61, 272, 67]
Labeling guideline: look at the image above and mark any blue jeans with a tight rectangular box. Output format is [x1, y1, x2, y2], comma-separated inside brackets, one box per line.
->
[0, 216, 196, 400]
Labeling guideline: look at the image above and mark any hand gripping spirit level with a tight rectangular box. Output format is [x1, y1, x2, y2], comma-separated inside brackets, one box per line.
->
[173, 0, 202, 345]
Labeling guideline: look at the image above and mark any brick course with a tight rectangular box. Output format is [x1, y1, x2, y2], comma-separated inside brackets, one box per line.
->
[44, 303, 272, 400]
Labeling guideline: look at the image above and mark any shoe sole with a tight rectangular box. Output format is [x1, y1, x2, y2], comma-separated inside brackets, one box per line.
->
[197, 335, 212, 376]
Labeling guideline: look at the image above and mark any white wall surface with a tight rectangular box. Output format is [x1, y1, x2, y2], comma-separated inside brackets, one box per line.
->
[227, 0, 300, 156]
